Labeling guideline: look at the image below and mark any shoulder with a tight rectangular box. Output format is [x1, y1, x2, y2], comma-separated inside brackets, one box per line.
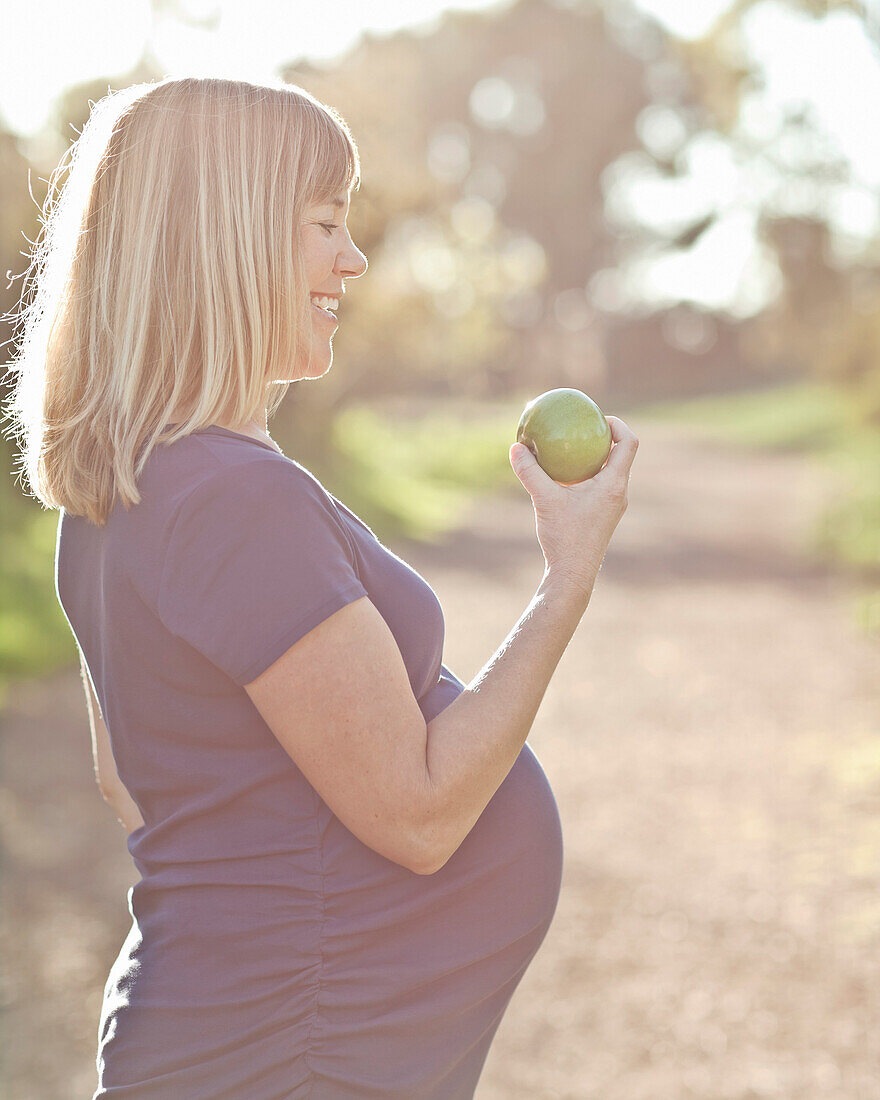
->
[146, 431, 329, 499]
[160, 455, 354, 567]
[172, 453, 336, 518]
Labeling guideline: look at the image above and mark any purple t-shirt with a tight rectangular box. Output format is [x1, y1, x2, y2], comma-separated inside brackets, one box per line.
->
[56, 426, 563, 1099]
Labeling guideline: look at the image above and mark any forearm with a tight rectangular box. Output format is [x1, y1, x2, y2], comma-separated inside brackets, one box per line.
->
[423, 567, 595, 870]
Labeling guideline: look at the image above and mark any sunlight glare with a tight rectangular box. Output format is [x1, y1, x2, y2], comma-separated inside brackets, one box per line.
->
[630, 0, 735, 39]
[0, 0, 151, 134]
[628, 209, 784, 319]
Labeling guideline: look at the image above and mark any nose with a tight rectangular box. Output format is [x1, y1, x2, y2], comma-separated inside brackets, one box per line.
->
[337, 233, 368, 280]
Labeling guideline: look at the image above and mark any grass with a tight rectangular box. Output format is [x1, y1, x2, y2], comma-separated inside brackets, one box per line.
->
[634, 379, 866, 453]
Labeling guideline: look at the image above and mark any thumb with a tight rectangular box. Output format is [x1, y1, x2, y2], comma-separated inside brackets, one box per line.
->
[509, 442, 545, 493]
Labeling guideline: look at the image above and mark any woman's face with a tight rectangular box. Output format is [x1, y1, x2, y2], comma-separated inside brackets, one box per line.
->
[290, 190, 368, 380]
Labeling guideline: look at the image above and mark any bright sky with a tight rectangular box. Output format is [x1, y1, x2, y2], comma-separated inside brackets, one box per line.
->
[1, 0, 877, 317]
[0, 0, 753, 137]
[0, 0, 516, 136]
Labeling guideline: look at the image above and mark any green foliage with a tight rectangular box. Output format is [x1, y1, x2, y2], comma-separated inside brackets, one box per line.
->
[0, 494, 74, 696]
[816, 477, 880, 575]
[339, 400, 522, 487]
[635, 380, 863, 454]
[324, 398, 523, 543]
[814, 431, 880, 577]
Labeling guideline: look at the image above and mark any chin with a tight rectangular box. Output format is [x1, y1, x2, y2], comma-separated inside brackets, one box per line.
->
[308, 349, 334, 376]
[284, 350, 333, 381]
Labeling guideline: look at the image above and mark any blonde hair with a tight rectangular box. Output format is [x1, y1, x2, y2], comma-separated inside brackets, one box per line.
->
[1, 76, 360, 526]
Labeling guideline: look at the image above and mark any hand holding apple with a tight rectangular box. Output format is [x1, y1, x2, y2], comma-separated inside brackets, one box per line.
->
[509, 398, 639, 591]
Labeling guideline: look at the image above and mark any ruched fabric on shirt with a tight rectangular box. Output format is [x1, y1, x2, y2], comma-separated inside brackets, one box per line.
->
[55, 425, 564, 1099]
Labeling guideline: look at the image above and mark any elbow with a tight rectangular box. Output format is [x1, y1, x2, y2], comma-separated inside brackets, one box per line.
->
[406, 766, 451, 875]
[411, 834, 456, 875]
[408, 811, 452, 876]
[410, 853, 447, 876]
[398, 823, 445, 876]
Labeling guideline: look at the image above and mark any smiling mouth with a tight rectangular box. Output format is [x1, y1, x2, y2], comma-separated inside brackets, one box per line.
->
[310, 294, 339, 319]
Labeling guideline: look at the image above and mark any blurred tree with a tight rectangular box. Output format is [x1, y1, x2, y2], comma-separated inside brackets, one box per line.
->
[599, 0, 880, 418]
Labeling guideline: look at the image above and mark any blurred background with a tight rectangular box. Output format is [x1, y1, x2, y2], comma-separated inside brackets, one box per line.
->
[1, 0, 879, 1097]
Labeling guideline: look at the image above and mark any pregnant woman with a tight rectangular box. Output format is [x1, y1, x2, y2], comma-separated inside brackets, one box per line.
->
[7, 77, 637, 1097]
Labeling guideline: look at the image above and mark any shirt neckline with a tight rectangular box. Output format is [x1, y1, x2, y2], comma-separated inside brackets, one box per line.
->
[165, 423, 281, 454]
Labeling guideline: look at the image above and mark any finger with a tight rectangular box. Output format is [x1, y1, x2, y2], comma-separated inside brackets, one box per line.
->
[509, 442, 553, 495]
[599, 417, 639, 475]
[605, 415, 634, 444]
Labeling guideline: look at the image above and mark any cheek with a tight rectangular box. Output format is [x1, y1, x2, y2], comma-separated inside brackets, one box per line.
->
[302, 231, 331, 274]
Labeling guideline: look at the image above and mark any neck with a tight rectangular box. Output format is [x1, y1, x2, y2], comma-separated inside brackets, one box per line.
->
[234, 419, 280, 451]
[164, 412, 278, 452]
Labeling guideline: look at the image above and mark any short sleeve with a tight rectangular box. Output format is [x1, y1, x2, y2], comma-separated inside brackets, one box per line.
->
[157, 459, 368, 686]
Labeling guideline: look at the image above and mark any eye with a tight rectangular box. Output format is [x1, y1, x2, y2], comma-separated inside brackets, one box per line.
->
[318, 222, 339, 235]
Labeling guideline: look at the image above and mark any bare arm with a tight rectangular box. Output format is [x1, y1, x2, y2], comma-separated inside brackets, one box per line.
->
[105, 789, 146, 835]
[244, 596, 434, 874]
[79, 650, 145, 834]
[422, 568, 592, 871]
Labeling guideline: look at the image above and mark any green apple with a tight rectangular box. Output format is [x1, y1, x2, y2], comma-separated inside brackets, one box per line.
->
[516, 388, 612, 484]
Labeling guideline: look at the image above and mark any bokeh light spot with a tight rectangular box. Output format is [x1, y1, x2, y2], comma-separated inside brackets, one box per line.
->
[469, 76, 517, 129]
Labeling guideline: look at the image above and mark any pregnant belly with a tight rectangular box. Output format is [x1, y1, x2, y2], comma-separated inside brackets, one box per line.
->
[446, 740, 564, 920]
[316, 740, 564, 1022]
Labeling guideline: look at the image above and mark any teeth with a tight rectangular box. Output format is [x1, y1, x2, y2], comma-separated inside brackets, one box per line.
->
[311, 296, 339, 312]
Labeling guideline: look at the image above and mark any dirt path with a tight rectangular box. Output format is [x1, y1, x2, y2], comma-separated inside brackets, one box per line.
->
[3, 420, 879, 1099]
